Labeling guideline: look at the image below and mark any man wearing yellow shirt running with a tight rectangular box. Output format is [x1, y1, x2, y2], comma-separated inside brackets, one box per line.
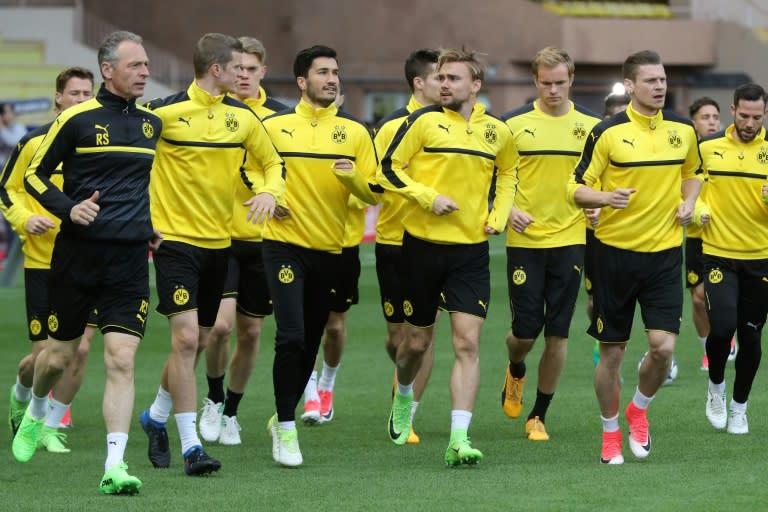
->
[568, 50, 701, 464]
[701, 83, 768, 435]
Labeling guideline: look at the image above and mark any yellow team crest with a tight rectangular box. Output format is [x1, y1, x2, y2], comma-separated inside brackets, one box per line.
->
[332, 125, 347, 144]
[585, 277, 592, 292]
[224, 112, 239, 132]
[687, 270, 699, 285]
[708, 269, 723, 284]
[572, 122, 587, 141]
[30, 319, 42, 336]
[142, 120, 154, 139]
[667, 129, 682, 148]
[757, 146, 768, 165]
[278, 265, 294, 284]
[47, 314, 59, 333]
[173, 287, 190, 306]
[484, 123, 497, 144]
[512, 269, 527, 286]
[596, 316, 604, 334]
[403, 300, 413, 317]
[383, 301, 394, 317]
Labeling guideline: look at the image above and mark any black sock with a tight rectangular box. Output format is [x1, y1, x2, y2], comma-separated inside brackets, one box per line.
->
[223, 389, 244, 417]
[509, 361, 526, 379]
[528, 389, 554, 423]
[206, 375, 225, 404]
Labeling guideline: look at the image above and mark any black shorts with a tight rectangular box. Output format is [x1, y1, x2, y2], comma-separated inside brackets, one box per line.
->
[154, 240, 228, 328]
[507, 245, 584, 339]
[685, 237, 704, 288]
[25, 268, 51, 342]
[221, 240, 272, 317]
[48, 234, 149, 341]
[262, 240, 338, 348]
[400, 232, 489, 328]
[703, 255, 768, 335]
[375, 243, 404, 323]
[584, 228, 597, 295]
[588, 239, 682, 342]
[329, 245, 360, 313]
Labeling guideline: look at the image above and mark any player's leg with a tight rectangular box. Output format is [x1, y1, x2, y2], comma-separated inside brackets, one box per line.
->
[200, 296, 235, 442]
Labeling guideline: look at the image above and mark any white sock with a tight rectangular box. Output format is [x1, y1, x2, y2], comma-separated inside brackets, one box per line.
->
[149, 386, 172, 424]
[397, 381, 413, 397]
[44, 397, 69, 429]
[29, 392, 48, 420]
[601, 413, 620, 432]
[699, 336, 707, 350]
[105, 432, 128, 471]
[175, 412, 201, 455]
[632, 387, 653, 410]
[14, 377, 31, 402]
[278, 420, 296, 431]
[304, 371, 319, 402]
[709, 380, 725, 396]
[450, 410, 472, 431]
[730, 399, 747, 414]
[410, 401, 420, 423]
[318, 362, 339, 391]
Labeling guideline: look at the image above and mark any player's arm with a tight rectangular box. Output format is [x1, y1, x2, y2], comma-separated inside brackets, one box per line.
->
[677, 126, 703, 225]
[241, 117, 286, 223]
[23, 118, 81, 223]
[0, 136, 54, 236]
[332, 128, 380, 205]
[486, 130, 519, 234]
[377, 114, 440, 210]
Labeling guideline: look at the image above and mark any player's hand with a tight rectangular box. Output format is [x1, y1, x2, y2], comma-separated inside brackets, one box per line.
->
[677, 200, 694, 226]
[584, 208, 600, 228]
[508, 208, 534, 233]
[274, 205, 291, 220]
[147, 229, 163, 251]
[693, 203, 710, 226]
[484, 225, 500, 235]
[608, 188, 635, 209]
[432, 194, 459, 215]
[245, 192, 276, 224]
[333, 158, 354, 172]
[25, 214, 55, 235]
[70, 190, 100, 225]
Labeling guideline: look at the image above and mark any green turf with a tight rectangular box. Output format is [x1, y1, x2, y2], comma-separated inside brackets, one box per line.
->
[0, 237, 766, 510]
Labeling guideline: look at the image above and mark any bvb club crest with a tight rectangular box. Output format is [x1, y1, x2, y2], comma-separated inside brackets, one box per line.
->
[142, 120, 154, 139]
[403, 300, 413, 317]
[332, 125, 347, 144]
[173, 286, 190, 306]
[757, 146, 768, 165]
[667, 129, 682, 148]
[48, 314, 59, 333]
[30, 319, 42, 336]
[512, 268, 527, 285]
[384, 301, 394, 317]
[278, 265, 295, 284]
[708, 269, 723, 284]
[572, 122, 587, 141]
[224, 112, 239, 133]
[484, 124, 497, 144]
[687, 271, 699, 285]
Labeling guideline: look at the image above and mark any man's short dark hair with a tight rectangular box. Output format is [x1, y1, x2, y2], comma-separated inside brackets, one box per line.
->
[604, 93, 630, 117]
[622, 50, 661, 81]
[733, 83, 767, 106]
[688, 96, 720, 118]
[293, 45, 337, 79]
[404, 49, 439, 92]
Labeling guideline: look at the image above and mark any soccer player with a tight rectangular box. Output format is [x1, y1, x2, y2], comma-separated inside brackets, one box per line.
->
[139, 33, 284, 475]
[1, 67, 97, 454]
[568, 50, 701, 464]
[685, 97, 726, 371]
[499, 47, 601, 441]
[589, 92, 630, 366]
[199, 36, 288, 446]
[369, 49, 442, 444]
[261, 45, 378, 467]
[15, 31, 162, 494]
[701, 83, 768, 435]
[378, 48, 518, 465]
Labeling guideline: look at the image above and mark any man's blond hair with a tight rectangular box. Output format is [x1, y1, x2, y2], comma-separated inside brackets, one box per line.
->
[531, 46, 574, 77]
[239, 36, 267, 63]
[437, 47, 486, 81]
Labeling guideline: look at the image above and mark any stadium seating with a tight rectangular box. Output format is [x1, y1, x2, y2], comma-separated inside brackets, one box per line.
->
[0, 36, 61, 123]
[541, 1, 673, 19]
